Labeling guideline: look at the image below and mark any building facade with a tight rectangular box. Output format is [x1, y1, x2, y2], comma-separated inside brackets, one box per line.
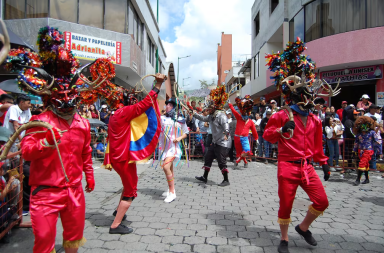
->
[248, 0, 384, 107]
[1, 0, 167, 101]
[217, 32, 232, 86]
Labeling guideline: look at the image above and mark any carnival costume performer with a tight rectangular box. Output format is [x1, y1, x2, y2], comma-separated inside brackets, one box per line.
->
[352, 116, 379, 186]
[263, 38, 340, 253]
[194, 85, 231, 186]
[228, 95, 258, 168]
[107, 73, 167, 234]
[159, 97, 189, 203]
[5, 26, 123, 252]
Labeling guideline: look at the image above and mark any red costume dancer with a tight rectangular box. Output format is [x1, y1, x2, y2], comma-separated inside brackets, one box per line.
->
[264, 38, 340, 253]
[6, 26, 120, 252]
[107, 73, 166, 234]
[228, 96, 258, 168]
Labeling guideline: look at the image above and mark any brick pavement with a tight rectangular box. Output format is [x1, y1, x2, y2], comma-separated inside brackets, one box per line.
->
[1, 159, 384, 252]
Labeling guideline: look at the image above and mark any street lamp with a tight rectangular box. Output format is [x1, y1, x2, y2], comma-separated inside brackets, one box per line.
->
[183, 77, 191, 88]
[177, 55, 191, 84]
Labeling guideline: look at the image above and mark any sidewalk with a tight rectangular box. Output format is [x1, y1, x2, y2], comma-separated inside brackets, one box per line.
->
[1, 159, 384, 252]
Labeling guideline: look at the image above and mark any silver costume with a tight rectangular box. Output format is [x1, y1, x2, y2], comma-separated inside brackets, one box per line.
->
[193, 110, 231, 148]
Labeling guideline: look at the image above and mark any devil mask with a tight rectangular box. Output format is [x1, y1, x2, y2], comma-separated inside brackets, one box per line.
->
[5, 26, 121, 119]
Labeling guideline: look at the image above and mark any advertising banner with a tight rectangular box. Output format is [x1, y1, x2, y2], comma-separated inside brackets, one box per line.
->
[377, 92, 384, 107]
[320, 65, 383, 84]
[64, 31, 122, 64]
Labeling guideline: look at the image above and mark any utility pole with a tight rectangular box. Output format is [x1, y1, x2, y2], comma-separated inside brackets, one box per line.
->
[155, 0, 159, 73]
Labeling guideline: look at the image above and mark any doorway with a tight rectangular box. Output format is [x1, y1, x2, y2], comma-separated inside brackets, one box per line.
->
[330, 81, 376, 109]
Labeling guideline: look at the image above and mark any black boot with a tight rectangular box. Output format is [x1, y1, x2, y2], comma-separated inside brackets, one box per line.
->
[295, 225, 317, 246]
[354, 170, 363, 186]
[195, 170, 209, 183]
[218, 170, 230, 186]
[362, 171, 369, 184]
[278, 240, 289, 253]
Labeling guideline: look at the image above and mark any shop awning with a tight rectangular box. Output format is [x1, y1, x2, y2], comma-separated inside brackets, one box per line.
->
[0, 79, 27, 94]
[0, 25, 34, 50]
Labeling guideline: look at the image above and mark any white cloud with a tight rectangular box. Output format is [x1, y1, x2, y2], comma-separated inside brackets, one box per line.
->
[161, 0, 254, 90]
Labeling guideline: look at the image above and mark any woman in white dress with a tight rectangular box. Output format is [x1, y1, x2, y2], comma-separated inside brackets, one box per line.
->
[159, 98, 189, 203]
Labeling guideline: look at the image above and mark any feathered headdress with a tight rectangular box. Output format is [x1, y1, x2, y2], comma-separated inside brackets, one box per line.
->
[235, 95, 254, 116]
[208, 85, 228, 110]
[353, 116, 375, 134]
[5, 26, 122, 109]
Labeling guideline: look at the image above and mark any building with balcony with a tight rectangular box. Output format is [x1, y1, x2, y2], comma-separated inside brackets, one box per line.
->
[1, 0, 168, 102]
[249, 0, 384, 107]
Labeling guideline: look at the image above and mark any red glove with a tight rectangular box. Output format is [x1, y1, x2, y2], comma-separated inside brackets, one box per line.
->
[85, 178, 95, 192]
[45, 128, 61, 145]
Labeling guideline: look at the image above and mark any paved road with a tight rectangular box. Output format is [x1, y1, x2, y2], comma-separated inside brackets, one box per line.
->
[1, 159, 384, 253]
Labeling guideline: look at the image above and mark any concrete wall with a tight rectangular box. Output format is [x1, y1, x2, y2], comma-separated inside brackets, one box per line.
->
[251, 0, 284, 57]
[305, 27, 384, 71]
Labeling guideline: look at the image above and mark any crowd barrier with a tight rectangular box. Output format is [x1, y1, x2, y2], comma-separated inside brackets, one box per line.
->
[0, 153, 31, 242]
[185, 133, 384, 171]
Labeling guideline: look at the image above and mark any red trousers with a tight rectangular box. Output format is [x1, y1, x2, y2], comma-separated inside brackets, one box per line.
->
[358, 149, 374, 171]
[30, 185, 86, 253]
[277, 161, 329, 224]
[112, 160, 138, 197]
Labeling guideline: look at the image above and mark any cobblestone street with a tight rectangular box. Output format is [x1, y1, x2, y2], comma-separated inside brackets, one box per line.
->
[2, 159, 384, 253]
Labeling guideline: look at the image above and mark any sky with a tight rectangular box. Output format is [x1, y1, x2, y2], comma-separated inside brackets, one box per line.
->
[149, 0, 255, 90]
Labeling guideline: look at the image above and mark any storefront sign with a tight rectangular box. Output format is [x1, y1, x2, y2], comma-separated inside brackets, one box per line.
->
[64, 32, 122, 64]
[377, 92, 384, 106]
[320, 65, 383, 84]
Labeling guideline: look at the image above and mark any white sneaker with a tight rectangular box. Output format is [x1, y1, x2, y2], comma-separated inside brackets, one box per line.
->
[162, 189, 169, 197]
[164, 192, 176, 203]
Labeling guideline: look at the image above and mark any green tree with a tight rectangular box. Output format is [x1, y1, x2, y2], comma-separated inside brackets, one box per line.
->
[199, 79, 216, 89]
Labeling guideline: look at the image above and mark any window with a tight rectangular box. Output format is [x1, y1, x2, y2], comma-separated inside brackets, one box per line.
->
[26, 0, 48, 18]
[254, 12, 260, 37]
[271, 0, 279, 13]
[105, 0, 126, 33]
[367, 0, 384, 28]
[5, 0, 25, 19]
[289, 8, 305, 42]
[304, 0, 383, 42]
[147, 35, 153, 64]
[50, 0, 78, 23]
[253, 53, 259, 79]
[79, 0, 103, 29]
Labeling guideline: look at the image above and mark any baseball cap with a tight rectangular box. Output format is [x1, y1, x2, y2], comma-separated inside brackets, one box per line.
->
[101, 105, 108, 109]
[266, 110, 272, 115]
[361, 94, 370, 99]
[342, 101, 348, 104]
[357, 107, 365, 111]
[270, 100, 276, 104]
[226, 110, 231, 114]
[353, 110, 359, 114]
[260, 96, 266, 101]
[369, 104, 379, 109]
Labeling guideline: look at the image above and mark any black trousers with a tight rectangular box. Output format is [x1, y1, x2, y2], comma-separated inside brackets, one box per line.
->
[204, 143, 229, 170]
[228, 140, 235, 161]
[204, 134, 213, 156]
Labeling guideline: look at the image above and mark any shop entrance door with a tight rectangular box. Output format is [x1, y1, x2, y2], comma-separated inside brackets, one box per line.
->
[330, 81, 376, 109]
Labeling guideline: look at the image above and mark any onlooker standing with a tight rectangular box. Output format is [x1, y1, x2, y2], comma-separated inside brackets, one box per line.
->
[0, 94, 14, 126]
[343, 109, 358, 171]
[368, 116, 383, 171]
[228, 113, 237, 162]
[100, 105, 111, 124]
[78, 105, 89, 118]
[336, 101, 348, 120]
[88, 104, 100, 119]
[330, 106, 339, 119]
[260, 110, 272, 164]
[255, 97, 267, 117]
[3, 95, 32, 140]
[365, 104, 382, 123]
[324, 117, 342, 171]
[226, 110, 232, 124]
[357, 94, 372, 112]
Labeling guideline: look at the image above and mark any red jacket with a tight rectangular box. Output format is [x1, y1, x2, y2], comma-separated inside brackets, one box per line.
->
[21, 110, 93, 188]
[228, 104, 258, 139]
[263, 110, 328, 165]
[108, 90, 158, 163]
[336, 108, 343, 121]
